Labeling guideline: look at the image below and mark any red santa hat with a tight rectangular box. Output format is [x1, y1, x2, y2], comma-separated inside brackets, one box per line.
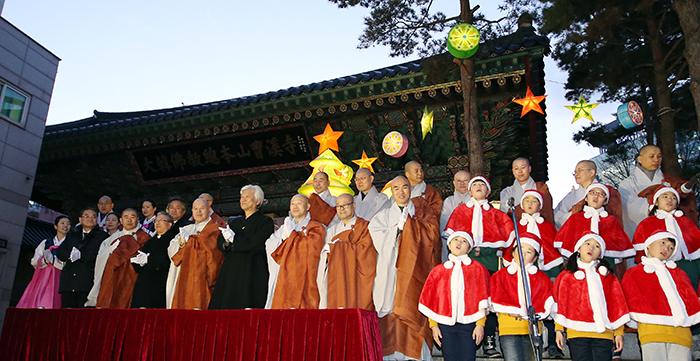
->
[586, 182, 609, 204]
[520, 190, 543, 211]
[641, 230, 679, 259]
[649, 186, 680, 211]
[447, 231, 475, 249]
[561, 232, 606, 259]
[502, 232, 541, 261]
[468, 176, 491, 193]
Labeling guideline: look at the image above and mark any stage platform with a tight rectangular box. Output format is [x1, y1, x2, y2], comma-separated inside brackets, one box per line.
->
[0, 307, 382, 361]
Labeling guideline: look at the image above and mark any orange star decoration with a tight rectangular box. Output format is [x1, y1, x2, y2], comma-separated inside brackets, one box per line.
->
[513, 87, 547, 117]
[313, 123, 344, 154]
[352, 150, 378, 173]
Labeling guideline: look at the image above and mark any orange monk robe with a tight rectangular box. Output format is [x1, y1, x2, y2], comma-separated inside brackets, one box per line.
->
[171, 220, 223, 309]
[270, 219, 326, 309]
[512, 182, 555, 225]
[96, 229, 151, 308]
[309, 192, 337, 226]
[371, 196, 440, 359]
[325, 217, 376, 310]
[411, 182, 443, 265]
[210, 212, 228, 228]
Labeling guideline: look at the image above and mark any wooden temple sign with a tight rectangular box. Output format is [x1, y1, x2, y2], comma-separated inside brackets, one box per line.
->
[129, 124, 312, 183]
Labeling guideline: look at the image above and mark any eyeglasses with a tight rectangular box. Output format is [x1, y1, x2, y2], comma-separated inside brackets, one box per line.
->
[454, 180, 469, 184]
[336, 202, 354, 209]
[572, 168, 593, 176]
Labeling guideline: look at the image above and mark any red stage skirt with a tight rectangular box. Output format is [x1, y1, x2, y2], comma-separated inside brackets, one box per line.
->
[0, 308, 382, 361]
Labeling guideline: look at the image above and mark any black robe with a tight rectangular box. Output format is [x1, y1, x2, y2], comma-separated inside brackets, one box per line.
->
[208, 211, 274, 309]
[130, 227, 177, 308]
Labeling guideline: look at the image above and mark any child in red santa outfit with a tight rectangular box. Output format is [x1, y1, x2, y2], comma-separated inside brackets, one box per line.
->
[444, 176, 514, 357]
[555, 183, 635, 265]
[491, 232, 555, 361]
[505, 190, 565, 358]
[633, 185, 700, 290]
[553, 233, 630, 361]
[622, 230, 700, 361]
[418, 231, 490, 361]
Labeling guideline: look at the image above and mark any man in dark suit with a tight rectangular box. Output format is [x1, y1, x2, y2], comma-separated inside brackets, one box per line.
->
[56, 207, 109, 308]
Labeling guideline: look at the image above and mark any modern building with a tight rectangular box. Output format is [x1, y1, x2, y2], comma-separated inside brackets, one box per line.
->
[33, 23, 550, 219]
[0, 10, 60, 328]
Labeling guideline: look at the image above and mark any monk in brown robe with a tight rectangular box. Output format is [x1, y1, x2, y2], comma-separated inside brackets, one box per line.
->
[308, 172, 337, 226]
[405, 161, 443, 265]
[318, 193, 376, 310]
[265, 194, 326, 309]
[370, 176, 441, 360]
[198, 192, 228, 228]
[167, 198, 223, 309]
[94, 208, 151, 308]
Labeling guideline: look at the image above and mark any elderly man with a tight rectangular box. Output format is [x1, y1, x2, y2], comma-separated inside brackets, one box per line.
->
[308, 172, 338, 226]
[620, 145, 699, 237]
[318, 193, 376, 310]
[131, 211, 178, 308]
[499, 157, 554, 224]
[87, 208, 151, 308]
[369, 176, 440, 360]
[265, 194, 326, 309]
[353, 168, 389, 220]
[440, 170, 471, 262]
[166, 198, 224, 309]
[97, 195, 114, 229]
[197, 192, 228, 228]
[56, 207, 109, 308]
[166, 196, 193, 231]
[405, 161, 443, 218]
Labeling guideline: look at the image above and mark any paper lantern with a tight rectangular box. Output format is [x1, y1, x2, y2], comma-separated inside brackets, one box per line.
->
[382, 131, 408, 158]
[617, 101, 644, 129]
[447, 23, 480, 59]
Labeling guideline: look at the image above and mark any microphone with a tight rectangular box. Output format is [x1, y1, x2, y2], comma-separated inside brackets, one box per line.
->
[508, 197, 515, 208]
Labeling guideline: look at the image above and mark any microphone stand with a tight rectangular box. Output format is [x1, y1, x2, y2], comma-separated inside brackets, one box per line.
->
[508, 197, 543, 361]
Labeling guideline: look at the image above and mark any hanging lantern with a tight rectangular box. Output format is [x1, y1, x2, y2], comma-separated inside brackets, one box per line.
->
[447, 23, 480, 59]
[382, 131, 408, 158]
[617, 101, 644, 129]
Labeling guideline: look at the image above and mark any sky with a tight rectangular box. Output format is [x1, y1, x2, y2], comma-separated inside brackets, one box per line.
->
[2, 0, 619, 204]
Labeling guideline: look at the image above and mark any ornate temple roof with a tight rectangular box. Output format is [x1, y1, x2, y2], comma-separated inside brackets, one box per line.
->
[35, 25, 550, 217]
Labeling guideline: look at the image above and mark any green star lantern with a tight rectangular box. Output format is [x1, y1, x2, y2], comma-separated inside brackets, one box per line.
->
[565, 94, 599, 123]
[447, 23, 480, 59]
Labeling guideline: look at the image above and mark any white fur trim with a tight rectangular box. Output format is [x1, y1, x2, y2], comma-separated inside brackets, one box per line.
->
[653, 187, 680, 207]
[574, 271, 585, 280]
[574, 233, 606, 258]
[540, 257, 564, 271]
[468, 176, 491, 192]
[444, 261, 454, 269]
[586, 183, 609, 200]
[604, 249, 636, 259]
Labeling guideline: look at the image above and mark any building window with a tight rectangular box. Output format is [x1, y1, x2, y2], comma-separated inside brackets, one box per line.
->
[0, 82, 30, 127]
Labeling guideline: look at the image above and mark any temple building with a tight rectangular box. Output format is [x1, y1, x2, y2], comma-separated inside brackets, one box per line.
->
[32, 23, 550, 218]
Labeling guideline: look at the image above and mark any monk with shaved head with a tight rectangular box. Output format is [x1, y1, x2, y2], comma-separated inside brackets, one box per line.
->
[353, 168, 389, 219]
[620, 145, 699, 237]
[166, 198, 224, 309]
[369, 175, 441, 359]
[265, 194, 326, 309]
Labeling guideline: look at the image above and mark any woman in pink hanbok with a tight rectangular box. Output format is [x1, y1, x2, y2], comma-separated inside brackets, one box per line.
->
[17, 215, 71, 309]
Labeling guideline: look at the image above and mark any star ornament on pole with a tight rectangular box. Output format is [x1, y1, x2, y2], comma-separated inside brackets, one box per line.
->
[513, 87, 547, 117]
[420, 105, 434, 139]
[352, 150, 378, 173]
[566, 94, 599, 123]
[313, 123, 344, 154]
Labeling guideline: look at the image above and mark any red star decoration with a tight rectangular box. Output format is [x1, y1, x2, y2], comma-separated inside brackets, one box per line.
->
[313, 123, 344, 154]
[352, 150, 378, 173]
[513, 87, 547, 117]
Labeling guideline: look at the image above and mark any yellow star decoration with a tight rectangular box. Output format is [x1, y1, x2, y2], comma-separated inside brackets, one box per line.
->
[565, 94, 599, 123]
[313, 123, 344, 154]
[420, 106, 434, 139]
[352, 150, 378, 173]
[513, 87, 547, 117]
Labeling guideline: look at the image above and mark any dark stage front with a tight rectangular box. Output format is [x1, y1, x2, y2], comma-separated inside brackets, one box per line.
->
[0, 307, 382, 361]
